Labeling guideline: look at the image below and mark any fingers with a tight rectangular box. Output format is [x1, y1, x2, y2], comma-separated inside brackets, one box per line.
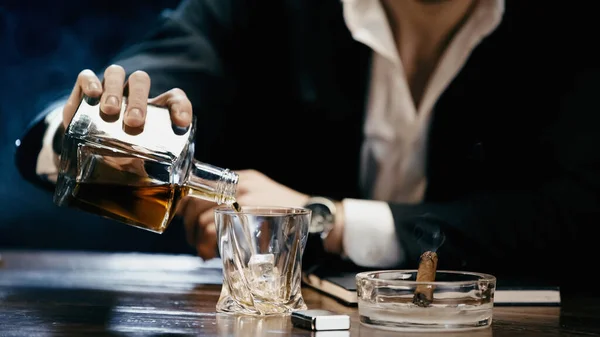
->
[123, 70, 151, 129]
[181, 197, 215, 247]
[236, 169, 255, 180]
[176, 196, 191, 217]
[196, 222, 218, 260]
[180, 200, 218, 260]
[233, 193, 250, 206]
[235, 169, 263, 194]
[182, 199, 199, 247]
[63, 69, 102, 128]
[100, 65, 126, 116]
[199, 207, 216, 226]
[234, 170, 253, 195]
[192, 207, 217, 258]
[65, 66, 192, 136]
[149, 88, 193, 128]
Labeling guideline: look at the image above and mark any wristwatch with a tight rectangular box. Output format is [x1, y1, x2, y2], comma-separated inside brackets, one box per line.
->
[303, 196, 337, 241]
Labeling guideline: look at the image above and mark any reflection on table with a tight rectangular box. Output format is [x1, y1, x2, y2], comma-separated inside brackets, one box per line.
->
[0, 250, 597, 336]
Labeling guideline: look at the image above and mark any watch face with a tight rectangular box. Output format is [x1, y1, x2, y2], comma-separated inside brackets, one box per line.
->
[306, 203, 333, 234]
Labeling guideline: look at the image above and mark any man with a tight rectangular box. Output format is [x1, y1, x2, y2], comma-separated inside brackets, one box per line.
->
[15, 0, 600, 285]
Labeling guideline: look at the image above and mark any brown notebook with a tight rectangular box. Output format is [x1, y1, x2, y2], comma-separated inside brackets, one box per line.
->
[302, 266, 561, 307]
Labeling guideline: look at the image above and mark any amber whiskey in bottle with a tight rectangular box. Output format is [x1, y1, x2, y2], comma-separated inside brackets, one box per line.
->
[53, 96, 238, 233]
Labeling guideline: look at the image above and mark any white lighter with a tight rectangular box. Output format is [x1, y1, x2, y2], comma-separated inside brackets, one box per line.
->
[291, 310, 351, 331]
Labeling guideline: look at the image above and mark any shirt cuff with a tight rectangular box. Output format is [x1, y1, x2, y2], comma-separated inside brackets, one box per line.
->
[35, 103, 64, 184]
[342, 198, 404, 268]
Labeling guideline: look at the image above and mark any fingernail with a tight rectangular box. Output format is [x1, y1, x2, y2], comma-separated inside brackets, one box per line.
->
[127, 108, 143, 120]
[105, 95, 119, 107]
[88, 82, 100, 91]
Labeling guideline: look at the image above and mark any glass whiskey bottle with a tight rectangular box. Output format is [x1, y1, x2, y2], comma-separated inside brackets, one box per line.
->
[53, 96, 238, 233]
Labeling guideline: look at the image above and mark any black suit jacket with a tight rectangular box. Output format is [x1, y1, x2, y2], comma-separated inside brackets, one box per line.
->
[16, 0, 600, 285]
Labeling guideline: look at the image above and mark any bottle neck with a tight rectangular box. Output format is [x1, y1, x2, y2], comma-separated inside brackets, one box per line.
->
[185, 160, 238, 205]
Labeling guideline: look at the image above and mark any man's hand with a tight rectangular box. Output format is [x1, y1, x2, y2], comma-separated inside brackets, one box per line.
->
[62, 65, 193, 131]
[179, 169, 310, 260]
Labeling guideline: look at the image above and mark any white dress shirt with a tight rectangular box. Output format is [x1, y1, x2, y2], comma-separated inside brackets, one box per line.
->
[36, 0, 504, 268]
[340, 0, 504, 267]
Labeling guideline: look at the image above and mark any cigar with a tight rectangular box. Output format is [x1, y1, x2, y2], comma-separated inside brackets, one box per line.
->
[412, 251, 438, 307]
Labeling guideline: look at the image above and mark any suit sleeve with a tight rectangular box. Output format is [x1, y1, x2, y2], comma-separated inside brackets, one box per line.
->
[15, 0, 245, 191]
[110, 0, 245, 110]
[388, 69, 600, 283]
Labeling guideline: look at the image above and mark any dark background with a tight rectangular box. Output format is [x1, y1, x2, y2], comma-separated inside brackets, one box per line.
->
[0, 0, 195, 253]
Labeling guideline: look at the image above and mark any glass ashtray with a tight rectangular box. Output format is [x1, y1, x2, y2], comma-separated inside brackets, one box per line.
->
[356, 270, 496, 332]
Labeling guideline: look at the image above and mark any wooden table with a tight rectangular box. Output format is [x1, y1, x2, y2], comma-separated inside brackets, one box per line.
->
[0, 251, 597, 336]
